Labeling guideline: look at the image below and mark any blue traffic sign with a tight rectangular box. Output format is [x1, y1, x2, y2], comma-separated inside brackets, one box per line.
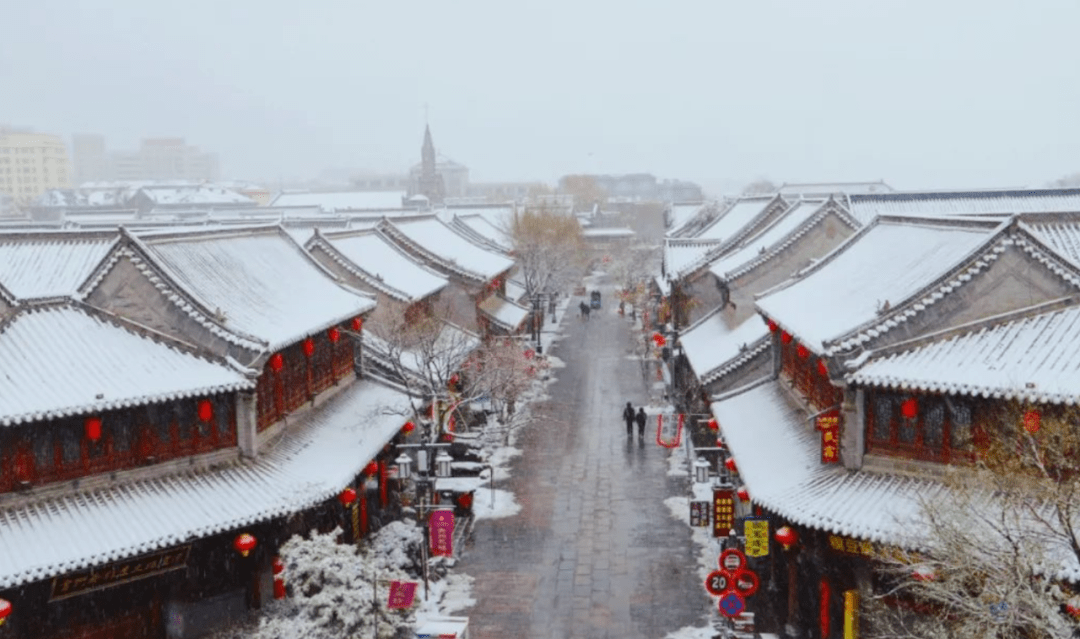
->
[718, 591, 746, 618]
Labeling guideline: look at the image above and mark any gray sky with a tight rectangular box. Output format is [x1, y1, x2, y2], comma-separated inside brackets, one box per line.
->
[3, 0, 1079, 193]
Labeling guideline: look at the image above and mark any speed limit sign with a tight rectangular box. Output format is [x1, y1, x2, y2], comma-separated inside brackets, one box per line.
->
[705, 571, 728, 596]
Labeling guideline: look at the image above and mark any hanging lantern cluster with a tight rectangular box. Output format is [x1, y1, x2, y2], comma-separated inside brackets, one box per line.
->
[84, 416, 102, 442]
[901, 397, 918, 419]
[198, 399, 214, 423]
[269, 353, 284, 372]
[1023, 409, 1041, 434]
[775, 525, 798, 550]
[328, 327, 341, 343]
[233, 533, 257, 557]
[339, 487, 357, 507]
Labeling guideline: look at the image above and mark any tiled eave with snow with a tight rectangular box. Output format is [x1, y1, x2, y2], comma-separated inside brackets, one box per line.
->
[80, 244, 267, 353]
[478, 295, 530, 331]
[0, 231, 118, 300]
[362, 325, 480, 385]
[307, 233, 444, 304]
[846, 297, 1080, 405]
[714, 379, 1080, 581]
[679, 310, 770, 385]
[829, 225, 1080, 354]
[0, 378, 415, 589]
[380, 220, 511, 285]
[663, 238, 723, 281]
[0, 304, 254, 426]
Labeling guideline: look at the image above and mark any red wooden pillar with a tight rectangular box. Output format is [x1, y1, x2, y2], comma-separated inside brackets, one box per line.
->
[820, 577, 831, 638]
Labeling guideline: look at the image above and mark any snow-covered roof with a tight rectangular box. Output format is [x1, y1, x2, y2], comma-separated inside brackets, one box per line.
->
[692, 196, 779, 241]
[845, 188, 1080, 225]
[135, 186, 255, 207]
[778, 181, 893, 196]
[1026, 217, 1080, 265]
[755, 217, 999, 353]
[447, 214, 512, 253]
[33, 188, 132, 209]
[667, 202, 709, 234]
[0, 303, 253, 426]
[363, 323, 480, 384]
[712, 380, 932, 546]
[0, 231, 117, 299]
[132, 226, 375, 351]
[679, 312, 769, 385]
[847, 299, 1080, 405]
[478, 294, 530, 331]
[382, 217, 514, 282]
[0, 378, 414, 589]
[270, 191, 408, 212]
[707, 200, 825, 280]
[313, 230, 448, 303]
[664, 239, 723, 280]
[582, 227, 635, 239]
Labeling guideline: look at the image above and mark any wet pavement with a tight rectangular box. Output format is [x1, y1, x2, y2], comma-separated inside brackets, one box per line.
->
[459, 277, 711, 639]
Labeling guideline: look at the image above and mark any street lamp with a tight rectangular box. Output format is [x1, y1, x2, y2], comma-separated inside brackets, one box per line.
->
[531, 293, 544, 355]
[395, 433, 453, 601]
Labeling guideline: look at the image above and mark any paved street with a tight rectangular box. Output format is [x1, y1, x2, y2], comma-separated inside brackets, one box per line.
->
[459, 275, 710, 638]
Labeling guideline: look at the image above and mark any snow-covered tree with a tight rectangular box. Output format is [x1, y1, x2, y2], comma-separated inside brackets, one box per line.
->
[865, 402, 1080, 639]
[507, 205, 587, 299]
[211, 522, 445, 639]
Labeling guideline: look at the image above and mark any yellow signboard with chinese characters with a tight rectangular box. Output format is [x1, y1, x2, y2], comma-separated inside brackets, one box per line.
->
[828, 533, 873, 557]
[843, 589, 859, 639]
[743, 518, 770, 557]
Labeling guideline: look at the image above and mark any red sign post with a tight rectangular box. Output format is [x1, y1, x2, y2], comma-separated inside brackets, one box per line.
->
[429, 511, 454, 557]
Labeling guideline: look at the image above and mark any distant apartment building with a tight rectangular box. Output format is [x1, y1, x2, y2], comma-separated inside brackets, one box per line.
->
[0, 126, 73, 209]
[72, 134, 220, 184]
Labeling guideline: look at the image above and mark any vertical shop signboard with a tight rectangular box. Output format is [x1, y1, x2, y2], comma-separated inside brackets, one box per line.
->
[743, 518, 770, 557]
[713, 488, 734, 538]
[817, 411, 841, 464]
[690, 501, 710, 527]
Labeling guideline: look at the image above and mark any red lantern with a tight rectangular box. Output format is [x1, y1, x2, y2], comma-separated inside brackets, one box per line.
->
[652, 332, 666, 347]
[84, 416, 102, 442]
[364, 461, 379, 476]
[707, 418, 719, 431]
[339, 487, 357, 507]
[233, 533, 257, 557]
[272, 556, 285, 575]
[796, 344, 809, 359]
[1023, 409, 1041, 434]
[817, 359, 829, 377]
[1066, 595, 1080, 618]
[764, 317, 778, 332]
[402, 421, 416, 434]
[197, 399, 213, 422]
[736, 486, 750, 501]
[351, 317, 363, 331]
[724, 457, 737, 473]
[303, 338, 315, 357]
[0, 598, 10, 626]
[269, 353, 284, 372]
[328, 327, 341, 343]
[901, 397, 918, 419]
[457, 492, 474, 510]
[273, 577, 286, 599]
[781, 331, 793, 344]
[775, 525, 798, 550]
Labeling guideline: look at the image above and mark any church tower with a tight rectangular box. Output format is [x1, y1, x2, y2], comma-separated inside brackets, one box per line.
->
[414, 125, 446, 205]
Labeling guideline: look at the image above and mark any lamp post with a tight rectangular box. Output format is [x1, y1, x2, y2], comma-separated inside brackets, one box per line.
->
[531, 293, 543, 354]
[395, 432, 452, 601]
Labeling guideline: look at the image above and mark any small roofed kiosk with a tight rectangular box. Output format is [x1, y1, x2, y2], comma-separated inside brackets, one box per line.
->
[710, 210, 1080, 637]
[0, 226, 424, 639]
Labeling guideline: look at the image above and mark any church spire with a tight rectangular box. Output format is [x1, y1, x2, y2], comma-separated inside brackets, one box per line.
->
[415, 124, 445, 205]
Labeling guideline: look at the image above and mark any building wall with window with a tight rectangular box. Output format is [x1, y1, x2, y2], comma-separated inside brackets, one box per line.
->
[0, 128, 72, 209]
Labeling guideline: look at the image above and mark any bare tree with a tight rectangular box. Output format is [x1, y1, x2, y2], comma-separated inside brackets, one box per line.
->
[1047, 172, 1080, 188]
[559, 174, 607, 212]
[507, 206, 588, 299]
[865, 402, 1080, 639]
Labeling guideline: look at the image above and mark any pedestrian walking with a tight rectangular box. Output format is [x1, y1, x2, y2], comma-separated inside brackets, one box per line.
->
[635, 407, 647, 439]
[622, 402, 635, 438]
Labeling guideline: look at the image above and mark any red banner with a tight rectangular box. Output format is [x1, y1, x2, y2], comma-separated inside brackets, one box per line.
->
[816, 411, 840, 464]
[387, 580, 417, 609]
[430, 510, 455, 557]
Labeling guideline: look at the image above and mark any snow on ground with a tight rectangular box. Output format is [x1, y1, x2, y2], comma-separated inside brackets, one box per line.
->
[470, 487, 521, 520]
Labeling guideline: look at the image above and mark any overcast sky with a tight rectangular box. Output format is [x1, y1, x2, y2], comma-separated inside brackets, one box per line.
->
[3, 0, 1079, 193]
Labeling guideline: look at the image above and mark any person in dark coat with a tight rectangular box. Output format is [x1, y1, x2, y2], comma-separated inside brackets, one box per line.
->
[635, 407, 647, 439]
[623, 402, 635, 438]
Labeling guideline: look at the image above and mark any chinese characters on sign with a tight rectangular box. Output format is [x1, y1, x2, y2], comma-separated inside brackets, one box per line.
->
[743, 518, 770, 557]
[387, 581, 418, 609]
[816, 411, 840, 464]
[713, 488, 734, 538]
[51, 545, 191, 600]
[827, 533, 873, 557]
[690, 501, 710, 527]
[430, 510, 455, 557]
